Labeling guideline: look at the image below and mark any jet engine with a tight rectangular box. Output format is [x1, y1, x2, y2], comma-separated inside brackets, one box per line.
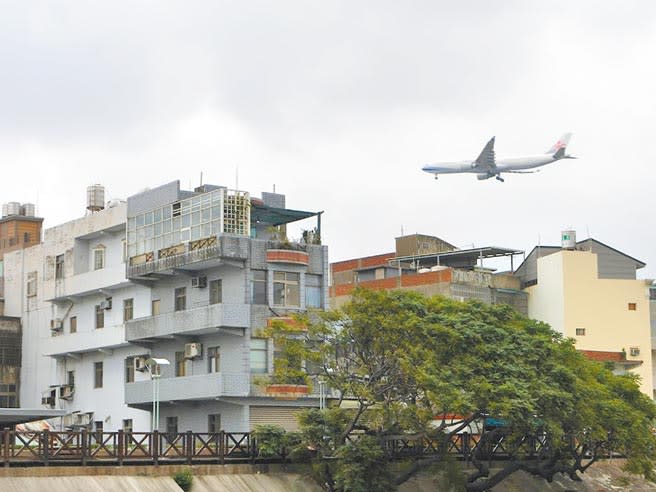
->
[477, 173, 494, 180]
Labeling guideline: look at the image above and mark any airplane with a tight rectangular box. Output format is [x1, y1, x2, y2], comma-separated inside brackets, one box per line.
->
[422, 133, 575, 182]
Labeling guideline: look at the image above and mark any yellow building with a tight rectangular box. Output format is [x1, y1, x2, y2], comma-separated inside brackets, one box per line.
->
[516, 237, 652, 396]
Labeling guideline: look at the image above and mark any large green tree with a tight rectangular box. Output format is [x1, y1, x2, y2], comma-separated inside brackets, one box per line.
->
[263, 289, 656, 492]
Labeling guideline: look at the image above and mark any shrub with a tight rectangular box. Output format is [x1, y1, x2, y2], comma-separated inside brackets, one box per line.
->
[172, 468, 193, 491]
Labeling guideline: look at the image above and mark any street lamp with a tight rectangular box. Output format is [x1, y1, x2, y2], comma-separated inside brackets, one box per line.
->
[145, 357, 170, 432]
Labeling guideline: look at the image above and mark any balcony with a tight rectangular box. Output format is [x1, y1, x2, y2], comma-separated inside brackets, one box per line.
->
[125, 303, 250, 342]
[127, 235, 250, 279]
[125, 372, 250, 406]
[266, 249, 309, 266]
[45, 323, 128, 358]
[46, 263, 130, 302]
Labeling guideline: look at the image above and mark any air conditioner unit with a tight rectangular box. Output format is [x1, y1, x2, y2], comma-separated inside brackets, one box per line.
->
[100, 297, 113, 310]
[41, 396, 55, 407]
[630, 347, 641, 357]
[184, 342, 202, 359]
[134, 356, 148, 372]
[60, 385, 74, 400]
[50, 319, 64, 331]
[191, 276, 208, 288]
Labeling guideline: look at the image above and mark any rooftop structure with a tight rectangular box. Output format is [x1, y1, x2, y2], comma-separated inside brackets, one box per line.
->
[330, 234, 527, 314]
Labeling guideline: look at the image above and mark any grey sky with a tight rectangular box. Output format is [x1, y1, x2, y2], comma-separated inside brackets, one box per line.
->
[2, 1, 655, 276]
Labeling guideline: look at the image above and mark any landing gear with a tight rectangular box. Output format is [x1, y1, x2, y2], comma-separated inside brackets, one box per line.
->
[495, 175, 505, 182]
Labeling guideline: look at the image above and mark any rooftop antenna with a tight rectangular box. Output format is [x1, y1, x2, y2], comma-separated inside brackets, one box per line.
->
[200, 172, 203, 187]
[401, 225, 404, 236]
[273, 184, 276, 193]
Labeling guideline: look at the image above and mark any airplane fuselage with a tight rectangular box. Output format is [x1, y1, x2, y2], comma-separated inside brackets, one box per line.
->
[422, 154, 556, 175]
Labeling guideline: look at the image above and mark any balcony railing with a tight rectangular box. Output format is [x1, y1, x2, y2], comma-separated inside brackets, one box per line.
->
[127, 236, 250, 278]
[125, 372, 250, 405]
[125, 303, 250, 341]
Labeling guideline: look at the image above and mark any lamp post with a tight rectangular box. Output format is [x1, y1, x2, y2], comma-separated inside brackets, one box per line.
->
[145, 358, 170, 432]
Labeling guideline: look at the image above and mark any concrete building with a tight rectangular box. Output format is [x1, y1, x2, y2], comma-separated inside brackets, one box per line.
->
[515, 232, 653, 396]
[4, 181, 327, 433]
[123, 181, 327, 433]
[330, 234, 527, 314]
[0, 202, 43, 408]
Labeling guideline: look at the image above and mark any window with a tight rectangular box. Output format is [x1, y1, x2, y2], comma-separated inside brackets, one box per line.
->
[123, 298, 134, 322]
[23, 232, 30, 244]
[208, 414, 221, 433]
[273, 272, 300, 307]
[208, 346, 220, 373]
[93, 246, 105, 270]
[123, 419, 133, 432]
[174, 287, 186, 311]
[95, 305, 104, 329]
[628, 302, 637, 311]
[125, 357, 135, 383]
[209, 279, 222, 305]
[250, 339, 268, 374]
[166, 416, 178, 438]
[152, 299, 161, 316]
[630, 347, 641, 356]
[575, 328, 585, 336]
[305, 274, 322, 308]
[94, 362, 103, 388]
[175, 351, 187, 377]
[70, 316, 77, 334]
[94, 421, 104, 441]
[26, 271, 37, 297]
[67, 370, 75, 387]
[55, 254, 64, 279]
[251, 270, 267, 304]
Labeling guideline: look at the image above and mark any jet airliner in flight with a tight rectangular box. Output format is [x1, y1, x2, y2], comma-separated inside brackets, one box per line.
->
[422, 133, 575, 182]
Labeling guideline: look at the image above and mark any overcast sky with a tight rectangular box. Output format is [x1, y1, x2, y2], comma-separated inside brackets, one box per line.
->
[2, 1, 655, 277]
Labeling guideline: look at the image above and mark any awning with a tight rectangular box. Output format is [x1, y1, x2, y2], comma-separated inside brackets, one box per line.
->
[250, 203, 318, 227]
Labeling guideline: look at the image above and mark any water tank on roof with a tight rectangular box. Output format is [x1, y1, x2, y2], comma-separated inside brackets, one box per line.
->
[22, 203, 35, 217]
[87, 185, 105, 213]
[561, 230, 576, 250]
[5, 202, 21, 216]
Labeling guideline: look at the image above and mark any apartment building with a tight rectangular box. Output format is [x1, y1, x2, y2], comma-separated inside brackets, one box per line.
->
[515, 231, 653, 396]
[4, 181, 328, 432]
[123, 181, 327, 432]
[330, 233, 527, 314]
[0, 202, 43, 408]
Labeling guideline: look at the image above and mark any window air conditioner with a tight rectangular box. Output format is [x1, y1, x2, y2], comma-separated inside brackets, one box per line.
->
[60, 385, 74, 400]
[41, 396, 55, 407]
[191, 276, 208, 288]
[184, 342, 202, 359]
[630, 347, 641, 357]
[50, 319, 64, 331]
[134, 356, 148, 372]
[100, 297, 113, 310]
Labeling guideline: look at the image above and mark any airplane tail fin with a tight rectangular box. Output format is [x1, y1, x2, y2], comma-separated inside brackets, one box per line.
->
[545, 133, 573, 155]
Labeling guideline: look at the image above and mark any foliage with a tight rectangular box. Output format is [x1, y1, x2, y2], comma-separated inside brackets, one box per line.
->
[252, 424, 300, 458]
[263, 288, 656, 492]
[172, 468, 193, 492]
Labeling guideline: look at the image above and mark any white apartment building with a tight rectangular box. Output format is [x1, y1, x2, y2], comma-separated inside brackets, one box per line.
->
[3, 181, 328, 433]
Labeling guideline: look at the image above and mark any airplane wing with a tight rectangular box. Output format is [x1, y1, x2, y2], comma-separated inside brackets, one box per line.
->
[474, 137, 496, 170]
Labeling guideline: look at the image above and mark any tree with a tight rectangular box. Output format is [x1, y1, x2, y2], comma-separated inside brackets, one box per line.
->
[263, 289, 656, 492]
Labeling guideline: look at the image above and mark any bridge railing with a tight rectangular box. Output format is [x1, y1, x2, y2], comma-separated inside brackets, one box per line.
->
[0, 429, 612, 467]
